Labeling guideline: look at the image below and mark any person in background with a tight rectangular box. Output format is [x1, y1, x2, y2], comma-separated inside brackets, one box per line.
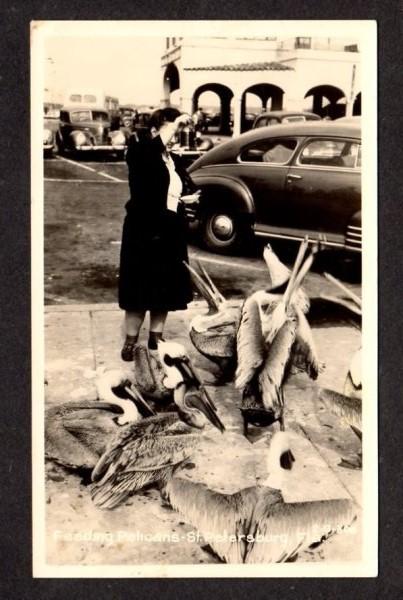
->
[118, 107, 198, 361]
[192, 107, 206, 133]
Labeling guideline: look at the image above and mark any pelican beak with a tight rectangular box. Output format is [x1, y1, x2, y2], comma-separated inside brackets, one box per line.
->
[183, 260, 225, 314]
[169, 356, 218, 413]
[123, 385, 156, 417]
[186, 391, 226, 433]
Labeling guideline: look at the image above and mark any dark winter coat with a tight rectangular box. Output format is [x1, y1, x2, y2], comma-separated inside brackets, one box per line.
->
[118, 133, 196, 312]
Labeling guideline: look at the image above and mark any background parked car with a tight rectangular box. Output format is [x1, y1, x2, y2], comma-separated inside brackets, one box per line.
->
[55, 106, 126, 157]
[187, 121, 361, 254]
[253, 110, 321, 129]
[43, 103, 62, 157]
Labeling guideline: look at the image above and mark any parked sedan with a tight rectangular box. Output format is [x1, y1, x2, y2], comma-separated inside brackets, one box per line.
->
[187, 121, 361, 254]
[55, 106, 126, 157]
[253, 110, 321, 129]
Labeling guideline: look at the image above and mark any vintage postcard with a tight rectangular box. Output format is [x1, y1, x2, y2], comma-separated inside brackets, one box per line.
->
[32, 20, 377, 577]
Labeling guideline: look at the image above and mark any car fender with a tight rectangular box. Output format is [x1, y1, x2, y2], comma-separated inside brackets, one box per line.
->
[190, 173, 255, 216]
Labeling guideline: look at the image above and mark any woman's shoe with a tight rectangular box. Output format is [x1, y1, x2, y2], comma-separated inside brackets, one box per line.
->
[121, 335, 138, 362]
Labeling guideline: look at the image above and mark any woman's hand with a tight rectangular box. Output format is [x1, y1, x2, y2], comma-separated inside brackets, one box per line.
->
[174, 113, 193, 130]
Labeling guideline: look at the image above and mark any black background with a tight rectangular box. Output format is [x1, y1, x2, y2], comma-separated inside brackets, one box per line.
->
[0, 1, 401, 598]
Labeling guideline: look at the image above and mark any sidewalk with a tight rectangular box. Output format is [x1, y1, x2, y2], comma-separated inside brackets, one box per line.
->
[44, 301, 362, 566]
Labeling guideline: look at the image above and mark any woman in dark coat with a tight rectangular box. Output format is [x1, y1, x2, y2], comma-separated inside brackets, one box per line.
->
[119, 108, 198, 361]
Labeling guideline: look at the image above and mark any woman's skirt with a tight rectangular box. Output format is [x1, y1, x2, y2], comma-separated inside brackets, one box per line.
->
[118, 209, 193, 312]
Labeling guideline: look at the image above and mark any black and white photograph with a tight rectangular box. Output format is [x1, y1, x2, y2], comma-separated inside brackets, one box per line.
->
[31, 20, 377, 577]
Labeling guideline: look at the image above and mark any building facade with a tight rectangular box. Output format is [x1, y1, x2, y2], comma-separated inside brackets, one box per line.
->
[161, 37, 361, 135]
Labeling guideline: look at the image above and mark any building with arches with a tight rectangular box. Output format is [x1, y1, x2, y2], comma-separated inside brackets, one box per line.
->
[161, 37, 361, 135]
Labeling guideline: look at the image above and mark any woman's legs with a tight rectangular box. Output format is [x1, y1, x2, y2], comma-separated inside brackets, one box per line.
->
[121, 310, 146, 361]
[148, 310, 168, 350]
[125, 310, 146, 336]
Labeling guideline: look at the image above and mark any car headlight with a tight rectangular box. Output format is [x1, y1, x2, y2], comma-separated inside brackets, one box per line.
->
[109, 130, 125, 145]
[43, 128, 53, 144]
[73, 131, 87, 146]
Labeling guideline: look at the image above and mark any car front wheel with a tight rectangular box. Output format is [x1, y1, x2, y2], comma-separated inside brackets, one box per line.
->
[201, 207, 247, 253]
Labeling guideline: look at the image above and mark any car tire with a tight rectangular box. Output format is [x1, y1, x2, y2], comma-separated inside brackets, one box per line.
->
[201, 204, 249, 254]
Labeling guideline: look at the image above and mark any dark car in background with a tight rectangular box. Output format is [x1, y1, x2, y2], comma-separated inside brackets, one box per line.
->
[253, 110, 321, 129]
[43, 103, 62, 157]
[187, 121, 361, 254]
[55, 106, 126, 157]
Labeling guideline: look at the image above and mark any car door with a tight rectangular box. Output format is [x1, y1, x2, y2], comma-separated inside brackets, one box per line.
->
[233, 136, 299, 229]
[284, 137, 361, 241]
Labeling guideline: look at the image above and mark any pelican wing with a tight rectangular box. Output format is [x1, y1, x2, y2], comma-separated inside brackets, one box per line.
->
[91, 413, 179, 482]
[166, 479, 263, 563]
[247, 497, 356, 563]
[45, 401, 122, 469]
[235, 297, 266, 390]
[258, 318, 297, 412]
[91, 433, 200, 509]
[290, 307, 322, 379]
[318, 388, 362, 433]
[190, 324, 237, 359]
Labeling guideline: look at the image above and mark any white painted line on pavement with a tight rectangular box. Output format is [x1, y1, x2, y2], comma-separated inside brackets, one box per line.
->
[56, 156, 125, 182]
[45, 178, 126, 184]
[98, 170, 125, 182]
[190, 252, 267, 272]
[106, 241, 266, 271]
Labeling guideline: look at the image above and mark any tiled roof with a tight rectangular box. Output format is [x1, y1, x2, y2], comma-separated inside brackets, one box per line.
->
[184, 61, 293, 71]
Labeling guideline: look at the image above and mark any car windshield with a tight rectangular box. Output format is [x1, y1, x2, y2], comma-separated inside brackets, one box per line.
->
[70, 110, 108, 123]
[83, 94, 97, 103]
[282, 116, 306, 123]
[92, 111, 109, 122]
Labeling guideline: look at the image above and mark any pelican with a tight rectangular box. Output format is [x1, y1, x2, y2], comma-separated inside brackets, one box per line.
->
[321, 272, 362, 399]
[163, 430, 356, 563]
[184, 245, 309, 383]
[45, 371, 156, 471]
[184, 259, 240, 383]
[236, 239, 323, 436]
[131, 339, 217, 406]
[317, 274, 362, 468]
[90, 340, 225, 509]
[317, 388, 362, 469]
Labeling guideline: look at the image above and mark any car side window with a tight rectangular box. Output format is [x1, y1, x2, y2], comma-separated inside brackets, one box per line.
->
[298, 139, 361, 168]
[240, 138, 298, 164]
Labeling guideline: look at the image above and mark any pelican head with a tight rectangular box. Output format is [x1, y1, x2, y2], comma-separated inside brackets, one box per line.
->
[158, 340, 226, 433]
[184, 260, 227, 315]
[263, 244, 291, 292]
[95, 368, 154, 425]
[262, 431, 296, 489]
[174, 385, 225, 432]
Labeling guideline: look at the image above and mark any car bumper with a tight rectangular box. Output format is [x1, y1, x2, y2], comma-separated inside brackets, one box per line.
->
[74, 145, 126, 151]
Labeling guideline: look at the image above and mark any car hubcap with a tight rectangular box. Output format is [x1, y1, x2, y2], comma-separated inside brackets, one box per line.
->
[211, 214, 234, 241]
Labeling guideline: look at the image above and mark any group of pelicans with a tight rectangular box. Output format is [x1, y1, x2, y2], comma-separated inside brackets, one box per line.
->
[46, 238, 362, 564]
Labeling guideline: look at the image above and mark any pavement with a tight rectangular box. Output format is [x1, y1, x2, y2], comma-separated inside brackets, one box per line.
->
[45, 299, 362, 567]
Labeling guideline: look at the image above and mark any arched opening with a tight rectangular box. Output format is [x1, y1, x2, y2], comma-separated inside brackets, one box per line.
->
[304, 85, 347, 120]
[353, 92, 361, 116]
[163, 63, 180, 105]
[241, 83, 284, 132]
[193, 83, 234, 135]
